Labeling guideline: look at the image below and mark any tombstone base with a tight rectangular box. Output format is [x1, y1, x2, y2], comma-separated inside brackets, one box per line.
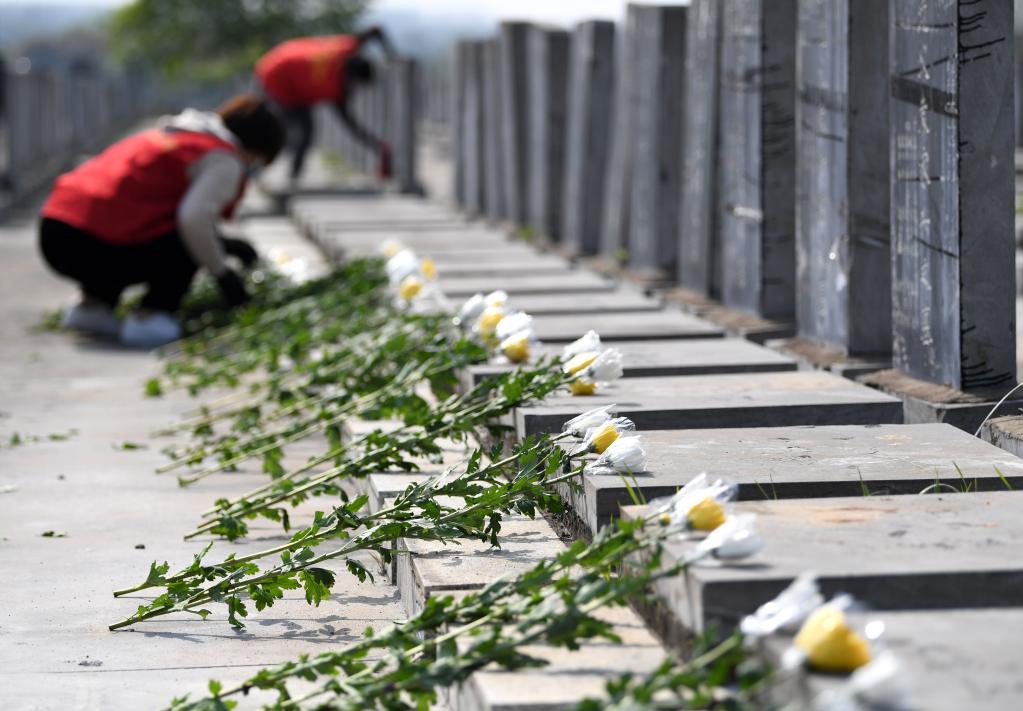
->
[980, 416, 1023, 458]
[859, 369, 1023, 433]
[768, 337, 890, 380]
[665, 288, 795, 343]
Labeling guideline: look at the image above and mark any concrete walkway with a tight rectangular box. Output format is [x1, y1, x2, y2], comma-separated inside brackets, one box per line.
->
[0, 194, 404, 710]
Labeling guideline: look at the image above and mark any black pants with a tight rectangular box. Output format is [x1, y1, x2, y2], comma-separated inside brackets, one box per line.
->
[39, 217, 198, 313]
[281, 104, 314, 180]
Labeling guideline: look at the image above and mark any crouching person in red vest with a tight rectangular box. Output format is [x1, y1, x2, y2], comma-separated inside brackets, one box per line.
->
[38, 95, 285, 348]
[255, 26, 396, 187]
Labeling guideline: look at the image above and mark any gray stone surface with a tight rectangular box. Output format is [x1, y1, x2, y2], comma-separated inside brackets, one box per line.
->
[504, 289, 662, 316]
[463, 338, 798, 389]
[561, 423, 1023, 534]
[482, 38, 507, 221]
[518, 310, 723, 343]
[395, 516, 565, 619]
[451, 43, 467, 204]
[677, 0, 723, 297]
[763, 609, 1023, 711]
[628, 491, 1023, 633]
[453, 606, 665, 711]
[461, 41, 487, 215]
[516, 371, 903, 437]
[438, 271, 616, 298]
[890, 0, 1016, 393]
[600, 5, 641, 258]
[432, 254, 573, 277]
[387, 58, 420, 194]
[561, 20, 615, 257]
[717, 0, 797, 319]
[627, 5, 687, 279]
[796, 0, 891, 356]
[526, 25, 570, 243]
[499, 21, 532, 225]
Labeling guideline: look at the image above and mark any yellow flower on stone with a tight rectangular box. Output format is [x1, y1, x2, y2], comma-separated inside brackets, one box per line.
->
[570, 378, 597, 396]
[564, 351, 598, 376]
[686, 497, 727, 531]
[421, 258, 437, 281]
[399, 275, 423, 301]
[588, 422, 620, 453]
[794, 605, 872, 673]
[477, 306, 505, 337]
[501, 331, 531, 363]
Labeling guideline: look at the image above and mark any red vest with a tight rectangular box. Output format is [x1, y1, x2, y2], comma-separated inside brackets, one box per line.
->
[42, 129, 246, 246]
[255, 35, 361, 107]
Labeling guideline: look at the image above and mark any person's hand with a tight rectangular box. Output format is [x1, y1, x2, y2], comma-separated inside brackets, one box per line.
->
[216, 269, 250, 308]
[378, 142, 393, 180]
[220, 236, 259, 268]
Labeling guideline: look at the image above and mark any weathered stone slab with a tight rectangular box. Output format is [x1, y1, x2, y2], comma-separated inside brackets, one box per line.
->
[762, 609, 1023, 711]
[463, 338, 797, 389]
[499, 21, 532, 225]
[438, 272, 616, 298]
[889, 0, 1016, 393]
[516, 371, 902, 437]
[678, 0, 722, 296]
[561, 20, 615, 256]
[461, 41, 487, 215]
[453, 606, 665, 711]
[627, 5, 686, 279]
[395, 516, 565, 619]
[626, 491, 1023, 633]
[526, 25, 570, 242]
[561, 423, 1023, 534]
[717, 0, 797, 319]
[795, 0, 891, 357]
[432, 254, 573, 277]
[503, 289, 661, 316]
[520, 310, 723, 343]
[981, 415, 1023, 459]
[482, 38, 506, 221]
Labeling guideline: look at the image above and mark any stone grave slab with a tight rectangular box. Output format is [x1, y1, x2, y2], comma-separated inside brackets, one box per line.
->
[453, 605, 666, 711]
[762, 608, 1023, 711]
[433, 254, 573, 277]
[505, 289, 662, 316]
[624, 491, 1023, 634]
[523, 310, 723, 343]
[395, 516, 565, 619]
[559, 423, 1023, 535]
[438, 272, 616, 298]
[516, 371, 903, 437]
[463, 338, 797, 390]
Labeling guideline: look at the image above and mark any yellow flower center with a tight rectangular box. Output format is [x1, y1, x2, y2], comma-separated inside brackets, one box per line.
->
[686, 497, 727, 531]
[381, 241, 403, 258]
[564, 351, 598, 375]
[421, 258, 437, 281]
[399, 276, 422, 301]
[569, 379, 597, 396]
[477, 307, 505, 336]
[502, 334, 530, 363]
[589, 422, 619, 453]
[794, 606, 872, 673]
[658, 512, 673, 527]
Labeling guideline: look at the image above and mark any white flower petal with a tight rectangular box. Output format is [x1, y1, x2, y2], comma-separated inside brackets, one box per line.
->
[562, 405, 617, 437]
[563, 330, 602, 359]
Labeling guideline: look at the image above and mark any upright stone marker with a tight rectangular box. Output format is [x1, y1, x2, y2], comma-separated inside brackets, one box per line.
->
[627, 5, 687, 279]
[600, 5, 641, 259]
[890, 0, 1016, 392]
[461, 41, 486, 215]
[795, 0, 891, 357]
[499, 21, 532, 225]
[562, 20, 616, 256]
[678, 0, 723, 296]
[481, 39, 506, 221]
[387, 58, 420, 194]
[527, 25, 570, 242]
[717, 0, 798, 319]
[450, 43, 467, 205]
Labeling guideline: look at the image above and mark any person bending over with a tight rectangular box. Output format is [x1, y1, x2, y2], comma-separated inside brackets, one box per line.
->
[254, 26, 396, 186]
[39, 94, 285, 348]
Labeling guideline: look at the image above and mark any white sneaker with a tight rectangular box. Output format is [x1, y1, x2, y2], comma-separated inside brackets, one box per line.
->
[62, 302, 120, 338]
[120, 311, 182, 348]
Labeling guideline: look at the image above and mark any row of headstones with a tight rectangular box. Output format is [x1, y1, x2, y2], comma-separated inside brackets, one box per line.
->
[448, 0, 1017, 397]
[314, 58, 420, 194]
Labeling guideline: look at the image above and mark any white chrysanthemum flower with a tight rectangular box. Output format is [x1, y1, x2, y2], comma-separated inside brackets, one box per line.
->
[380, 240, 405, 258]
[583, 348, 624, 383]
[484, 290, 508, 308]
[580, 417, 636, 454]
[693, 514, 764, 561]
[650, 473, 738, 531]
[562, 405, 617, 437]
[495, 311, 533, 341]
[563, 330, 601, 359]
[386, 249, 420, 285]
[586, 435, 647, 474]
[455, 293, 486, 328]
[409, 283, 451, 315]
[740, 573, 823, 638]
[499, 329, 534, 363]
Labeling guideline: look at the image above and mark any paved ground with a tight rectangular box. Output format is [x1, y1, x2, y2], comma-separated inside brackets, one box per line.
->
[0, 192, 405, 710]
